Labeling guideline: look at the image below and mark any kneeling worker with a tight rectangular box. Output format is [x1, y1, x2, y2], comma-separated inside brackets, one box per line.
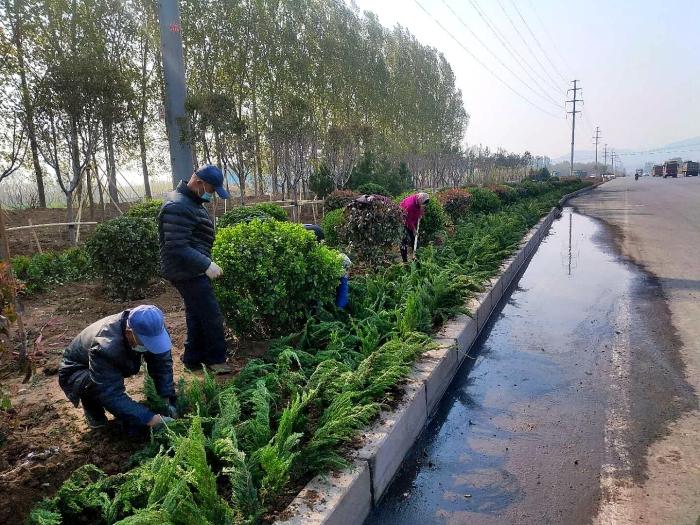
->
[58, 305, 177, 430]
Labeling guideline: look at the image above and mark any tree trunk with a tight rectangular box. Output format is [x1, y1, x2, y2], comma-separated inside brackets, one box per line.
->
[138, 120, 151, 199]
[86, 165, 95, 220]
[103, 123, 119, 203]
[251, 72, 263, 196]
[68, 117, 81, 245]
[6, 0, 46, 207]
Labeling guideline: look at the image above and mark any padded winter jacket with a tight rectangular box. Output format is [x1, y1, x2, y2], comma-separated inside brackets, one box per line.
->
[158, 181, 215, 282]
[58, 311, 175, 427]
[400, 194, 424, 232]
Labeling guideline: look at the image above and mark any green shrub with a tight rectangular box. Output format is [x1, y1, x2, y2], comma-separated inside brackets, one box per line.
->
[520, 180, 547, 196]
[213, 220, 343, 338]
[85, 216, 159, 300]
[466, 187, 501, 214]
[125, 199, 164, 220]
[418, 198, 448, 243]
[338, 196, 403, 264]
[323, 190, 358, 211]
[356, 182, 390, 197]
[437, 188, 472, 222]
[488, 184, 518, 204]
[321, 208, 344, 247]
[218, 207, 272, 229]
[11, 248, 92, 295]
[252, 203, 288, 222]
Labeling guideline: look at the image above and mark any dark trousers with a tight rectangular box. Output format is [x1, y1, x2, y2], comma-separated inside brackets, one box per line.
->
[172, 275, 227, 367]
[400, 227, 416, 262]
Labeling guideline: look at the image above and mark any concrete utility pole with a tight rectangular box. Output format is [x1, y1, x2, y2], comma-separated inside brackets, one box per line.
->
[603, 143, 608, 174]
[158, 0, 194, 187]
[566, 80, 583, 178]
[592, 126, 601, 175]
[611, 151, 618, 176]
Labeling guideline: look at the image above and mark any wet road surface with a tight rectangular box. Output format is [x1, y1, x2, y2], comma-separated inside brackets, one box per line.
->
[365, 206, 694, 525]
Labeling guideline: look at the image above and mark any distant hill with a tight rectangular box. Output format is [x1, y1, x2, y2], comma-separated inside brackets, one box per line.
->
[552, 136, 700, 171]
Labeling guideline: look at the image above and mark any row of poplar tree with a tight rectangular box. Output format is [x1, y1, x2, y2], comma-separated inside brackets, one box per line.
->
[1, 0, 532, 214]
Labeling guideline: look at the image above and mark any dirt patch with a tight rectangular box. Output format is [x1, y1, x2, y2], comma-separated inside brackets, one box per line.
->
[4, 199, 320, 257]
[0, 278, 265, 525]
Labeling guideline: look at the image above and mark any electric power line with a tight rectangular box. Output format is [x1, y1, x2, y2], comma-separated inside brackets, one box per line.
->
[412, 0, 563, 119]
[494, 0, 564, 95]
[440, 0, 562, 109]
[509, 0, 568, 85]
[467, 0, 563, 102]
[526, 0, 574, 80]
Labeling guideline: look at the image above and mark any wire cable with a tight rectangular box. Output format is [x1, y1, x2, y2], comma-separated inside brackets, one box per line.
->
[526, 0, 573, 81]
[467, 0, 564, 101]
[412, 0, 563, 119]
[494, 0, 564, 94]
[509, 0, 568, 85]
[440, 0, 562, 109]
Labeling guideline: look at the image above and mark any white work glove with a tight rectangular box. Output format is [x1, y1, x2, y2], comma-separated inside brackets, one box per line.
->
[205, 261, 223, 279]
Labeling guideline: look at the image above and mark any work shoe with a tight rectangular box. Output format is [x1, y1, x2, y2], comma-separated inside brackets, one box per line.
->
[83, 409, 108, 429]
[183, 361, 204, 373]
[206, 362, 233, 375]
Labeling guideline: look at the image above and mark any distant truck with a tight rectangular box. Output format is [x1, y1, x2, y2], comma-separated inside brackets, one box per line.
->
[681, 161, 699, 177]
[663, 160, 678, 178]
[652, 165, 664, 177]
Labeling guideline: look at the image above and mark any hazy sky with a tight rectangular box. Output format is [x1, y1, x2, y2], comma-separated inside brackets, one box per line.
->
[351, 0, 700, 159]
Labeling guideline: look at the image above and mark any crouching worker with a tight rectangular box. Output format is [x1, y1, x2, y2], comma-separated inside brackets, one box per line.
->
[304, 224, 352, 309]
[58, 305, 177, 432]
[336, 253, 352, 309]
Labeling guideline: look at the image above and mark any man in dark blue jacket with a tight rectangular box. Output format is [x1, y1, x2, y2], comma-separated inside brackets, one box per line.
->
[58, 305, 176, 430]
[158, 165, 232, 373]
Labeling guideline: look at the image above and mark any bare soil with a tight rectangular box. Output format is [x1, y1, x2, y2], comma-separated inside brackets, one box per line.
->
[0, 278, 267, 525]
[4, 198, 320, 256]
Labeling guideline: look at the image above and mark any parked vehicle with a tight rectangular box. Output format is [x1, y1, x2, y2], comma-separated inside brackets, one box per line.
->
[635, 169, 642, 181]
[681, 161, 699, 177]
[652, 165, 664, 177]
[663, 160, 679, 178]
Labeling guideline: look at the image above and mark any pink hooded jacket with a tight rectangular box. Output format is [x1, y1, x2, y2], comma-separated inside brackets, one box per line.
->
[400, 194, 424, 232]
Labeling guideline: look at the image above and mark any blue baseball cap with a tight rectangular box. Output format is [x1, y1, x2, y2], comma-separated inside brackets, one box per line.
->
[127, 305, 172, 355]
[196, 165, 230, 199]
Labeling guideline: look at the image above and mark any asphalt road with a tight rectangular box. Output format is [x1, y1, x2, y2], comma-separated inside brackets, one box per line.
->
[573, 176, 700, 524]
[365, 176, 700, 525]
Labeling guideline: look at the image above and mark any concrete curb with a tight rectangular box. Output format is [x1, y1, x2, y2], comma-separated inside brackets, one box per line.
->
[275, 182, 602, 525]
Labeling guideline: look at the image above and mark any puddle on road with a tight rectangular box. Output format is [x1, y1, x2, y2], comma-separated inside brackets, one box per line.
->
[365, 208, 642, 525]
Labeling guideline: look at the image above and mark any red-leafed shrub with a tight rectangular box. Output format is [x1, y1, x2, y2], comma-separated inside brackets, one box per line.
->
[338, 195, 404, 264]
[488, 184, 518, 204]
[437, 188, 472, 222]
[324, 189, 359, 211]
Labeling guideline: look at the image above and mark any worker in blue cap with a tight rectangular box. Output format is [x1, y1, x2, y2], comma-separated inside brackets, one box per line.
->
[158, 165, 232, 374]
[58, 305, 177, 431]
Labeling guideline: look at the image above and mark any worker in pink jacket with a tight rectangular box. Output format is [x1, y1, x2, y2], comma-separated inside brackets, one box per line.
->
[399, 192, 429, 262]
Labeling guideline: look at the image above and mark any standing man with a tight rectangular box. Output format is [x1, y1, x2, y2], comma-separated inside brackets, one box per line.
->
[399, 192, 429, 262]
[58, 305, 177, 431]
[159, 165, 232, 373]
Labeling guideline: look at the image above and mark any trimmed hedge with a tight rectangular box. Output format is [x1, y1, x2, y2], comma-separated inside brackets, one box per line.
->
[213, 220, 343, 338]
[320, 208, 344, 247]
[324, 189, 359, 211]
[338, 196, 404, 265]
[465, 187, 501, 214]
[218, 203, 287, 229]
[85, 216, 159, 299]
[125, 199, 164, 220]
[11, 248, 92, 294]
[437, 188, 472, 222]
